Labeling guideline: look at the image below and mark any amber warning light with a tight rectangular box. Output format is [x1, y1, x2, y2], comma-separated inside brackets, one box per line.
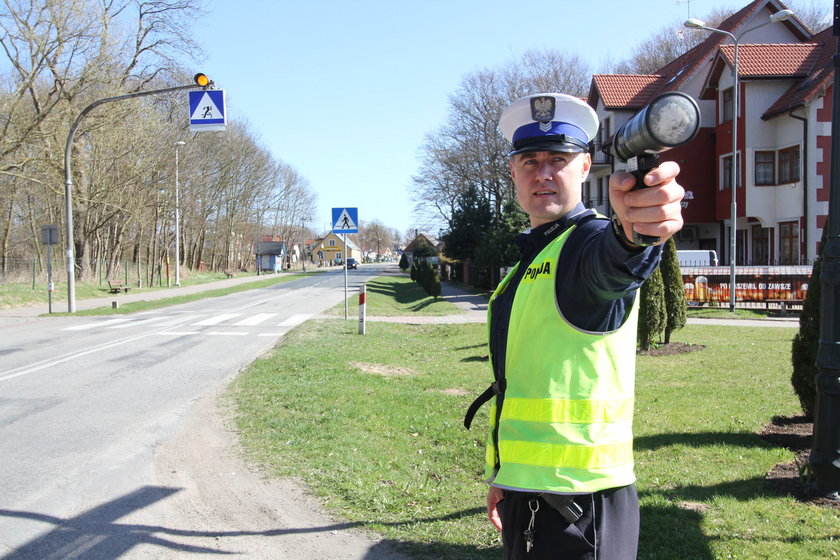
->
[193, 73, 212, 88]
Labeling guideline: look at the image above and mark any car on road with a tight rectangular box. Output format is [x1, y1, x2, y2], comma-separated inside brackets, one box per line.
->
[345, 258, 358, 269]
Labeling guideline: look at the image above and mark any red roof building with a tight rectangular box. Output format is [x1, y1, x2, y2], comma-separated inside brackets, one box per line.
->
[585, 0, 829, 265]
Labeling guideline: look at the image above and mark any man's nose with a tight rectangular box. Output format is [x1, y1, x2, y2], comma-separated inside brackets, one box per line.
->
[536, 161, 554, 180]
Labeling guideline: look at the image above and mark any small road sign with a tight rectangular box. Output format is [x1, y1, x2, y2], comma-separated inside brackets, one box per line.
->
[189, 90, 226, 131]
[332, 207, 358, 233]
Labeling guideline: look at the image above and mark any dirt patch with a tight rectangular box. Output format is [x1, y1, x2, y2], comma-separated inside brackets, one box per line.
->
[760, 415, 840, 508]
[434, 388, 470, 396]
[638, 342, 705, 356]
[141, 391, 411, 559]
[350, 361, 415, 377]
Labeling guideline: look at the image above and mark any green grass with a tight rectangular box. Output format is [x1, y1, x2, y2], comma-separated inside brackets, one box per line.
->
[328, 274, 465, 317]
[686, 306, 780, 320]
[227, 281, 838, 559]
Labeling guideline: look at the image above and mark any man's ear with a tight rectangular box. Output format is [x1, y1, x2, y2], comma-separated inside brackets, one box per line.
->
[581, 152, 592, 181]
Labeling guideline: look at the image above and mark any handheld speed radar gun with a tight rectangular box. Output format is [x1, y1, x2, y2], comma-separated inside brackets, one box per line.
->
[612, 91, 701, 245]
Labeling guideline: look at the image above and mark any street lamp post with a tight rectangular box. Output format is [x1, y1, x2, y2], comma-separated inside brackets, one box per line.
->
[63, 74, 211, 312]
[174, 141, 186, 287]
[685, 10, 794, 312]
[809, 7, 840, 499]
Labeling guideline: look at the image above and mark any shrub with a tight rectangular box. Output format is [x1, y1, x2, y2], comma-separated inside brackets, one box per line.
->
[638, 265, 665, 351]
[399, 253, 409, 270]
[430, 270, 442, 298]
[791, 228, 827, 419]
[661, 237, 687, 343]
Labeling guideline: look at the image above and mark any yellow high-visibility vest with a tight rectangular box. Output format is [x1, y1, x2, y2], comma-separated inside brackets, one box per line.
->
[486, 224, 639, 493]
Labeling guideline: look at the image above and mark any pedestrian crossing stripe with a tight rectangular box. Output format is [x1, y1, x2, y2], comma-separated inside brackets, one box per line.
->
[61, 312, 315, 332]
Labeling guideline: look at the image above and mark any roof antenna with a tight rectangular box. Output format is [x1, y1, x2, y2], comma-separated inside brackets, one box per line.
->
[677, 0, 692, 19]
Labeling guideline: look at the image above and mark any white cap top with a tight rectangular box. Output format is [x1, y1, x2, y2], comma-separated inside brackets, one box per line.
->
[499, 93, 599, 155]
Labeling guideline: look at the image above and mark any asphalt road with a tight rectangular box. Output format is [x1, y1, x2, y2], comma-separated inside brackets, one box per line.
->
[0, 266, 403, 559]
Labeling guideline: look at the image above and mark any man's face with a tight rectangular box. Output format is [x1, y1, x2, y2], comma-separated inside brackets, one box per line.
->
[510, 150, 592, 228]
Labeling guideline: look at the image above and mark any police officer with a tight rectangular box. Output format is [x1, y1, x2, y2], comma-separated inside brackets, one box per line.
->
[465, 93, 684, 559]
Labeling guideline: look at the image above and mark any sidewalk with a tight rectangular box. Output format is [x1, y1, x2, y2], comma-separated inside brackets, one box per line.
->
[371, 282, 801, 328]
[367, 281, 488, 324]
[2, 269, 799, 329]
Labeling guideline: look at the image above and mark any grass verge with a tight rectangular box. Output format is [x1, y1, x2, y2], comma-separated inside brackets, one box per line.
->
[227, 281, 835, 559]
[46, 273, 316, 316]
[328, 274, 465, 317]
[0, 269, 312, 310]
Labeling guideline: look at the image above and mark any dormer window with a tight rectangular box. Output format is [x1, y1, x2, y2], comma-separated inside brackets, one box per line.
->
[722, 87, 734, 123]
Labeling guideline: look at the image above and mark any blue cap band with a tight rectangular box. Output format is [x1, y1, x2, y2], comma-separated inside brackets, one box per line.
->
[512, 122, 588, 147]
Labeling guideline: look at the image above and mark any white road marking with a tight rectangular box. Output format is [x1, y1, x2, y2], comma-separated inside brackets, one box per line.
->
[277, 314, 313, 327]
[107, 315, 171, 329]
[233, 313, 278, 326]
[62, 318, 134, 331]
[192, 313, 242, 326]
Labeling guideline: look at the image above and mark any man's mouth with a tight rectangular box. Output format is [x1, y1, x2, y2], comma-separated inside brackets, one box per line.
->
[534, 189, 555, 197]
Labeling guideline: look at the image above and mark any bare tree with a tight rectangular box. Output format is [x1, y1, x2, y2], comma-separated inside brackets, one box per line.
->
[412, 49, 591, 230]
[358, 219, 393, 260]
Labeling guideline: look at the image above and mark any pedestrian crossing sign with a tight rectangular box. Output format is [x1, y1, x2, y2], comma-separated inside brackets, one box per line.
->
[332, 207, 358, 233]
[189, 89, 226, 131]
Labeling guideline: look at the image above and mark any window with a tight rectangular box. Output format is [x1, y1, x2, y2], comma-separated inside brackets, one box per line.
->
[329, 239, 335, 247]
[722, 154, 741, 190]
[751, 225, 770, 265]
[755, 151, 775, 185]
[779, 221, 799, 265]
[779, 146, 800, 183]
[722, 87, 734, 123]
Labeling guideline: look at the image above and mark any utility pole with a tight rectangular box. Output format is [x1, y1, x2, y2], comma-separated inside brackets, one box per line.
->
[809, 2, 840, 500]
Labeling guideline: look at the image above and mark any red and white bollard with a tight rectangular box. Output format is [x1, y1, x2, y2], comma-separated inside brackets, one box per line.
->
[358, 284, 366, 335]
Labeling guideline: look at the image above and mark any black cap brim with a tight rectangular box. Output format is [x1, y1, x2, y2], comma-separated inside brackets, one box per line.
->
[509, 141, 587, 156]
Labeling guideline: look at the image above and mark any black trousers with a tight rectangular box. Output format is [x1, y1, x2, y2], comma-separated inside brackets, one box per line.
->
[498, 484, 639, 560]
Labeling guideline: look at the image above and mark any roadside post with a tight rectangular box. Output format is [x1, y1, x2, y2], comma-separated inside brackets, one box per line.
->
[358, 284, 366, 334]
[331, 207, 359, 320]
[40, 224, 59, 314]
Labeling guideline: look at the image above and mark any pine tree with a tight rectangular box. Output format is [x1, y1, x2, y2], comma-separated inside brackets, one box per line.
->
[791, 228, 827, 419]
[661, 237, 687, 344]
[638, 265, 666, 351]
[399, 252, 409, 271]
[431, 269, 442, 298]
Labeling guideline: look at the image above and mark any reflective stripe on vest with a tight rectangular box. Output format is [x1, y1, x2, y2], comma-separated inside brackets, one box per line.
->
[485, 224, 639, 494]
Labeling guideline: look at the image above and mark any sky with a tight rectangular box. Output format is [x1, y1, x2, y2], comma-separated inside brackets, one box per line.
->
[188, 0, 742, 236]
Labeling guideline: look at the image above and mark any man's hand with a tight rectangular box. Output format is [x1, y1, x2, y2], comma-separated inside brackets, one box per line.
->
[487, 486, 504, 531]
[609, 160, 685, 246]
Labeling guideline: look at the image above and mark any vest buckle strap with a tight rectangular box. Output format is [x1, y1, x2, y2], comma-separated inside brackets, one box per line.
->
[463, 379, 507, 430]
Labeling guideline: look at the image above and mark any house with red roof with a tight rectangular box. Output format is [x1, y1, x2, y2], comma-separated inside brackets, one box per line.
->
[586, 0, 831, 265]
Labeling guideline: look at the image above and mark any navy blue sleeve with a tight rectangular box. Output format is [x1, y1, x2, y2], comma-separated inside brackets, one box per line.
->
[556, 217, 663, 332]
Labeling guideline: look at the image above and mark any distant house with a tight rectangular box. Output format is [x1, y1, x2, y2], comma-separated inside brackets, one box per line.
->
[403, 232, 440, 264]
[313, 232, 361, 266]
[255, 241, 286, 272]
